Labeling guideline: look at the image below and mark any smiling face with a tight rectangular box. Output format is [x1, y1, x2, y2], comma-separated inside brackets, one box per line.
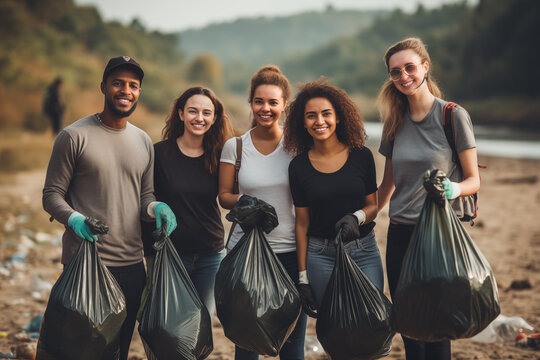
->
[179, 94, 216, 137]
[388, 49, 429, 96]
[304, 97, 339, 142]
[101, 67, 141, 117]
[251, 84, 286, 128]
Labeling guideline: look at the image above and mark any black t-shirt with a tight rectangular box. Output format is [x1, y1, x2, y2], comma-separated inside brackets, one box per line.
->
[288, 147, 377, 239]
[142, 139, 224, 256]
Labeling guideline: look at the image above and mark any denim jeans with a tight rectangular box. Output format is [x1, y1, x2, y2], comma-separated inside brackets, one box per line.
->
[306, 230, 384, 308]
[234, 251, 308, 360]
[179, 250, 225, 320]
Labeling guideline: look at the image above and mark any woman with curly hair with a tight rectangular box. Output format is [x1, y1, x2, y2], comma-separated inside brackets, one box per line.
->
[284, 79, 384, 318]
[142, 86, 234, 322]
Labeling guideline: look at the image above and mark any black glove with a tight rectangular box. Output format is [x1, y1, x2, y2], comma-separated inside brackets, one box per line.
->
[297, 283, 318, 318]
[423, 169, 447, 207]
[226, 194, 278, 234]
[84, 217, 109, 235]
[335, 214, 360, 243]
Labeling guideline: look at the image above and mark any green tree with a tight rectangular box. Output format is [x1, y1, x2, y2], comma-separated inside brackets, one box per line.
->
[188, 54, 222, 88]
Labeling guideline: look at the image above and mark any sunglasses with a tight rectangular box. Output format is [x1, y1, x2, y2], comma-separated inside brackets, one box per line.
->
[389, 63, 423, 80]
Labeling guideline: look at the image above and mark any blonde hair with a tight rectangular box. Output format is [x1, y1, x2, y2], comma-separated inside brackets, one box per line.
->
[377, 37, 441, 143]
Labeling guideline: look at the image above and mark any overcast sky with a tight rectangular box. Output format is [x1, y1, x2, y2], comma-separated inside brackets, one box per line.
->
[74, 0, 475, 32]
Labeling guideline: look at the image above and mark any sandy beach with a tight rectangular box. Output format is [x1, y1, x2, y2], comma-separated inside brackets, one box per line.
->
[0, 151, 538, 359]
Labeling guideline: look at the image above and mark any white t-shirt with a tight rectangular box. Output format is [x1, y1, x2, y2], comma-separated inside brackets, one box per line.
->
[220, 129, 296, 253]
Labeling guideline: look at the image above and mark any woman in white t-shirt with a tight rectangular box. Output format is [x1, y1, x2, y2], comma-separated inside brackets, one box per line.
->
[218, 65, 307, 360]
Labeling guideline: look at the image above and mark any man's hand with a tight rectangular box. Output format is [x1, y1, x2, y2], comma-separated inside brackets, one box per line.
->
[154, 203, 177, 235]
[68, 212, 98, 242]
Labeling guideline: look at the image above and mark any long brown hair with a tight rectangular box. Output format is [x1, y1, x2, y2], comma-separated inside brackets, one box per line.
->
[248, 65, 291, 127]
[377, 37, 442, 143]
[162, 86, 234, 175]
[284, 78, 366, 156]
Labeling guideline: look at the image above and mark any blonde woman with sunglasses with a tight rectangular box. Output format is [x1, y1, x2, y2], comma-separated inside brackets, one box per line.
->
[377, 37, 480, 360]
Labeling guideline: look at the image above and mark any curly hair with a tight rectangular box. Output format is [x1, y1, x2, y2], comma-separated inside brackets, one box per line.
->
[162, 86, 234, 175]
[283, 78, 366, 156]
[248, 65, 291, 127]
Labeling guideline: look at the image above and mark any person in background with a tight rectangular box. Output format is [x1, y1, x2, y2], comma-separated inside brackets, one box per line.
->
[284, 79, 384, 325]
[218, 65, 308, 360]
[43, 76, 65, 134]
[142, 86, 234, 321]
[42, 56, 177, 360]
[377, 37, 480, 360]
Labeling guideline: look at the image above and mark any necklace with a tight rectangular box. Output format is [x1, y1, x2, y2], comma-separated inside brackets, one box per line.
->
[96, 113, 104, 124]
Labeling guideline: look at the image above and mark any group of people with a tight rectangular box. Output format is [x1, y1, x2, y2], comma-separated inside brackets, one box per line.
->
[42, 37, 479, 360]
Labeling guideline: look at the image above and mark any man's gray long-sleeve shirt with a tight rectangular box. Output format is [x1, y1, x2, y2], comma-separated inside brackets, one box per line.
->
[43, 114, 155, 266]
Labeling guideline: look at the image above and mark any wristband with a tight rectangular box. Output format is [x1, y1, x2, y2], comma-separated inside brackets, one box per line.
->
[298, 270, 309, 284]
[442, 179, 462, 200]
[352, 209, 366, 225]
[450, 181, 462, 199]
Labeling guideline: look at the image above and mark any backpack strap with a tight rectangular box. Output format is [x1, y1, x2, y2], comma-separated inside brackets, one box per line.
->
[443, 102, 460, 165]
[443, 102, 480, 223]
[226, 137, 243, 249]
[233, 136, 242, 194]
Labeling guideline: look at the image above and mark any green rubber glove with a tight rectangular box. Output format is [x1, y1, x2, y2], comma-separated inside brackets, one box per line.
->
[68, 212, 98, 242]
[154, 202, 177, 235]
[442, 178, 461, 200]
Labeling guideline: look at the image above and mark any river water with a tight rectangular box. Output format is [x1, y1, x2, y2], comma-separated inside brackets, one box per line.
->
[364, 122, 540, 160]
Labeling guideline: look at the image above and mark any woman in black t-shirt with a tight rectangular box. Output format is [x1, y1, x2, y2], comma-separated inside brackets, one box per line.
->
[142, 86, 234, 320]
[283, 79, 384, 318]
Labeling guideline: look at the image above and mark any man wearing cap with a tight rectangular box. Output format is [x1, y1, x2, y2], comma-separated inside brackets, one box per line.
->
[42, 56, 177, 360]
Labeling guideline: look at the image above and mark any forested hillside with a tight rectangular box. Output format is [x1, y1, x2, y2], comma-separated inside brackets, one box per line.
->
[280, 0, 540, 126]
[0, 0, 186, 129]
[1, 0, 538, 129]
[178, 7, 388, 64]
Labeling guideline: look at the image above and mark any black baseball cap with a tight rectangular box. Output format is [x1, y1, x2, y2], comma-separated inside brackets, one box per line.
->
[102, 56, 144, 83]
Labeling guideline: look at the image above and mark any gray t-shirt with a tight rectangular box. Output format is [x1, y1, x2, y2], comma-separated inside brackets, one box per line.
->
[43, 114, 156, 266]
[378, 98, 476, 225]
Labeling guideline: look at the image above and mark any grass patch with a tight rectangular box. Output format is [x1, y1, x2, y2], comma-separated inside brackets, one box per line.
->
[0, 131, 54, 174]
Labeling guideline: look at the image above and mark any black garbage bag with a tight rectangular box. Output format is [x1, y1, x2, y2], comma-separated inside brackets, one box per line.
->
[36, 218, 126, 360]
[215, 197, 301, 355]
[316, 231, 394, 360]
[225, 194, 278, 234]
[391, 169, 500, 342]
[138, 227, 213, 360]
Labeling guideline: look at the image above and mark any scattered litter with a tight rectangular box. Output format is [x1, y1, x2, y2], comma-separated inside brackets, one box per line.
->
[516, 333, 540, 349]
[472, 314, 534, 343]
[304, 335, 324, 356]
[9, 298, 26, 306]
[15, 343, 36, 360]
[14, 332, 31, 342]
[23, 314, 43, 332]
[0, 331, 7, 338]
[0, 267, 10, 278]
[28, 276, 53, 299]
[509, 279, 533, 290]
[0, 350, 15, 359]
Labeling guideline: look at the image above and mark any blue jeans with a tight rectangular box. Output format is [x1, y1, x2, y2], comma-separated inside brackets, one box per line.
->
[235, 251, 308, 360]
[179, 250, 225, 320]
[306, 230, 384, 308]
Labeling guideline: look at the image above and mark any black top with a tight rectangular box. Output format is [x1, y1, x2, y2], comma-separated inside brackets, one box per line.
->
[142, 139, 224, 256]
[288, 147, 377, 239]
